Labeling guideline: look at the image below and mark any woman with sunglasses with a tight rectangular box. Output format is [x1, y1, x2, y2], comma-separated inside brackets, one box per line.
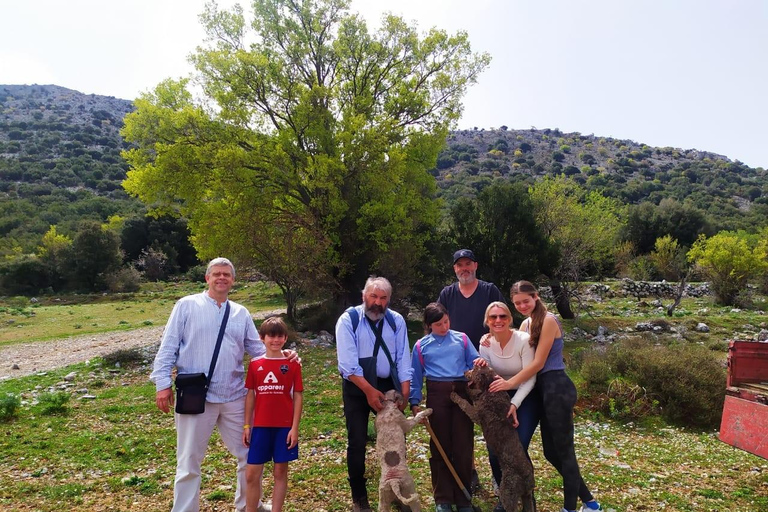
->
[489, 281, 602, 512]
[479, 301, 540, 512]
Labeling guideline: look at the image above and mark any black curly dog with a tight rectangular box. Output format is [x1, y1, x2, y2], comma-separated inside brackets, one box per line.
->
[451, 365, 535, 512]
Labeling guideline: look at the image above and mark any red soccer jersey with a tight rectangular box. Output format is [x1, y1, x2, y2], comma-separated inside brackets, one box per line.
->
[245, 357, 304, 427]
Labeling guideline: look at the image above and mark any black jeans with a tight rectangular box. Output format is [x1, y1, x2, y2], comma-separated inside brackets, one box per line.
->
[342, 377, 396, 501]
[538, 370, 594, 511]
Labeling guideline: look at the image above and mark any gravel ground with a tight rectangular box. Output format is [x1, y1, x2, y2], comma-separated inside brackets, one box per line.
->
[0, 307, 288, 380]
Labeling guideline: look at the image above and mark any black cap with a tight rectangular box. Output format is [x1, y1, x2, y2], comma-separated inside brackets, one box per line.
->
[452, 249, 477, 264]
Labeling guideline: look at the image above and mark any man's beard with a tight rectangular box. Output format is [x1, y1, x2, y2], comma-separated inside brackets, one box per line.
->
[457, 270, 477, 285]
[364, 303, 386, 321]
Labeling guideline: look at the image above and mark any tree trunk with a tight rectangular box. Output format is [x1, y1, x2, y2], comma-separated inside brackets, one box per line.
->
[666, 269, 690, 317]
[549, 280, 575, 319]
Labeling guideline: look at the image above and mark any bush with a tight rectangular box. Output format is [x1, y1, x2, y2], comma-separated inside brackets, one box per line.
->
[0, 393, 21, 421]
[38, 391, 70, 415]
[580, 339, 725, 429]
[103, 348, 146, 368]
[106, 267, 142, 293]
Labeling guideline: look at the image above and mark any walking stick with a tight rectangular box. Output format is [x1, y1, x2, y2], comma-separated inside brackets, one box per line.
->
[424, 419, 473, 502]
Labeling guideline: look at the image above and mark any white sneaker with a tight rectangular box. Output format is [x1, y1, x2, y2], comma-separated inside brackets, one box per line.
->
[579, 501, 603, 512]
[257, 501, 272, 512]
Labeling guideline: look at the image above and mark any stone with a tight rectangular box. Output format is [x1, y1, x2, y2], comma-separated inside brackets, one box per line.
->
[63, 371, 77, 381]
[696, 323, 710, 333]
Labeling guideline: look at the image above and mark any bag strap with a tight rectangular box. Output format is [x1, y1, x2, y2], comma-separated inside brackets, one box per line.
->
[206, 301, 231, 387]
[366, 317, 399, 388]
[347, 306, 397, 333]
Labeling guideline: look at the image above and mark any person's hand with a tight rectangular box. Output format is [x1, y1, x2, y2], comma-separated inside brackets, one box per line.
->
[365, 387, 385, 412]
[155, 387, 174, 413]
[489, 375, 512, 393]
[480, 333, 492, 347]
[473, 357, 488, 367]
[286, 427, 299, 449]
[243, 427, 251, 447]
[283, 349, 301, 365]
[507, 404, 519, 427]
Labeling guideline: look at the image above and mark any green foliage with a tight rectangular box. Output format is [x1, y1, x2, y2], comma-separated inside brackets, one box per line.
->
[0, 393, 21, 421]
[580, 339, 726, 429]
[688, 231, 768, 305]
[0, 255, 51, 295]
[650, 235, 686, 281]
[102, 348, 146, 368]
[121, 0, 490, 312]
[105, 267, 143, 293]
[447, 182, 558, 294]
[68, 222, 122, 291]
[529, 175, 625, 284]
[38, 391, 71, 415]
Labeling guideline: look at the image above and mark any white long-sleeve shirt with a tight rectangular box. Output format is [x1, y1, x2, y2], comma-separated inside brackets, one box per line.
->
[479, 330, 536, 409]
[150, 292, 265, 403]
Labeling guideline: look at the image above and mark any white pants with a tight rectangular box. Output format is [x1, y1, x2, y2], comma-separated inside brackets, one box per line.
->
[172, 397, 249, 512]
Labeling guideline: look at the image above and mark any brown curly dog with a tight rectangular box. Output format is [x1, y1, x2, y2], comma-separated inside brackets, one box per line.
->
[451, 365, 536, 512]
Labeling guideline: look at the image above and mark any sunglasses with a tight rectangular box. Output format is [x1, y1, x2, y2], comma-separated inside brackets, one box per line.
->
[489, 314, 509, 320]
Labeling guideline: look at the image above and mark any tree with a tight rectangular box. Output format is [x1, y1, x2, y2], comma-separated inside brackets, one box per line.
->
[121, 0, 490, 319]
[67, 221, 123, 291]
[529, 176, 625, 318]
[688, 231, 768, 305]
[448, 183, 557, 296]
[37, 225, 72, 291]
[650, 235, 686, 281]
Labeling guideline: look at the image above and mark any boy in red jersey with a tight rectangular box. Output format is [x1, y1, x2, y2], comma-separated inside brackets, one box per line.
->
[242, 317, 304, 512]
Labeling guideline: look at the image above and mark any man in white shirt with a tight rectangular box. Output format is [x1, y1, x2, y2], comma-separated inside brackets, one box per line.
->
[152, 257, 293, 512]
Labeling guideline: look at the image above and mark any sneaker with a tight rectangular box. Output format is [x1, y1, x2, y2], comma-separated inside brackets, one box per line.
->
[435, 505, 452, 512]
[579, 501, 603, 512]
[256, 502, 272, 512]
[469, 468, 482, 495]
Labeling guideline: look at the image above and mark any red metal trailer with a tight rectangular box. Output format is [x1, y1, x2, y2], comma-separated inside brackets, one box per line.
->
[719, 340, 768, 459]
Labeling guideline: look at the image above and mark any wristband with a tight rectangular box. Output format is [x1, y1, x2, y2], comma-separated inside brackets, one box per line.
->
[243, 424, 250, 430]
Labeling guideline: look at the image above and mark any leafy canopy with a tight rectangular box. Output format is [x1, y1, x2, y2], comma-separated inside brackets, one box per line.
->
[121, 0, 490, 313]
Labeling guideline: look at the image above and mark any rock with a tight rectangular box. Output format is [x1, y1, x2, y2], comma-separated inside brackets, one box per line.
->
[597, 326, 608, 336]
[64, 371, 77, 381]
[696, 323, 710, 333]
[757, 329, 768, 342]
[79, 395, 97, 400]
[11, 364, 19, 370]
[30, 297, 38, 303]
[635, 322, 654, 332]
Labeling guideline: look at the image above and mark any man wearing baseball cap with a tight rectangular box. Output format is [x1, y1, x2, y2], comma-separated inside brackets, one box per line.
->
[437, 249, 505, 350]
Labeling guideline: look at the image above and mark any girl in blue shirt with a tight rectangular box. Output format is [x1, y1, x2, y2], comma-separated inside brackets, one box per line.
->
[410, 302, 483, 512]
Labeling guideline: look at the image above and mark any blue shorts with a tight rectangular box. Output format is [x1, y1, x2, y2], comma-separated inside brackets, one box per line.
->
[247, 426, 299, 464]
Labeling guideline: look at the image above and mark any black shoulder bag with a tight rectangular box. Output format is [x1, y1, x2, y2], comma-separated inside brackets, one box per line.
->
[174, 301, 231, 414]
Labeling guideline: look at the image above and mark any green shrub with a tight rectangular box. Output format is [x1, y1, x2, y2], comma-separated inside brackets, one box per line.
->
[106, 267, 142, 293]
[0, 393, 21, 421]
[38, 391, 70, 415]
[579, 339, 726, 429]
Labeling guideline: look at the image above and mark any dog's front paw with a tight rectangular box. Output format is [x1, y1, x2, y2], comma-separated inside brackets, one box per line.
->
[450, 391, 461, 403]
[421, 407, 433, 417]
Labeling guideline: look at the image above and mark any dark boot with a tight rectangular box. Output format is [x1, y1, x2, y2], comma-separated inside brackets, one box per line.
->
[352, 497, 372, 512]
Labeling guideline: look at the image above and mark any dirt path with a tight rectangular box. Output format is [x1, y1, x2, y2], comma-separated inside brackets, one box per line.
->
[0, 307, 287, 380]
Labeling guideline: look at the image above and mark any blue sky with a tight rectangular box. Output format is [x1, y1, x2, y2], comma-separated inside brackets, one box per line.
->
[2, 0, 766, 168]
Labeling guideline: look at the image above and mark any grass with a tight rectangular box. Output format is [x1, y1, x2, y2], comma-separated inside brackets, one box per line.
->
[1, 346, 766, 512]
[1, 280, 767, 511]
[0, 280, 285, 346]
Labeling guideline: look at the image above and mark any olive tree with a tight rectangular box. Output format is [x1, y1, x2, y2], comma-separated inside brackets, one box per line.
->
[121, 0, 490, 320]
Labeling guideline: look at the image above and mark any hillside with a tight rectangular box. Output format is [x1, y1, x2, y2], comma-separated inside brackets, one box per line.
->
[1, 85, 767, 256]
[0, 84, 140, 252]
[434, 127, 768, 231]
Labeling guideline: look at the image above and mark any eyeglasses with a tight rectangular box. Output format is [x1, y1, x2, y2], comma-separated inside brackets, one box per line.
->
[489, 314, 509, 320]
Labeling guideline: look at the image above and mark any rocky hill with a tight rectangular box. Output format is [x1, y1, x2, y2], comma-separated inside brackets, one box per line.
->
[434, 127, 767, 231]
[0, 85, 139, 251]
[2, 85, 766, 255]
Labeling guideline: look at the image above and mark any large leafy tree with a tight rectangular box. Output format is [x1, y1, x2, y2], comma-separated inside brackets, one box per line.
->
[448, 182, 558, 296]
[121, 0, 489, 319]
[529, 175, 625, 318]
